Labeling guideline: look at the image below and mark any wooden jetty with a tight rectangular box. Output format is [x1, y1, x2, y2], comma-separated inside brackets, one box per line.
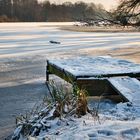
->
[46, 56, 140, 103]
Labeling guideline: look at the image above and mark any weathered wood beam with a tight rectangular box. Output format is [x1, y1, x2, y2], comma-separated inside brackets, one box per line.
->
[47, 61, 77, 84]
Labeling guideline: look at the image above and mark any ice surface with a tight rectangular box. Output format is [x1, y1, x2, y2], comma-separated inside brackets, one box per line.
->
[0, 23, 140, 59]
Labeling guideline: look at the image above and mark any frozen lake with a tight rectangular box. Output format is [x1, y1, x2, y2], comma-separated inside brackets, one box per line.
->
[0, 22, 140, 139]
[0, 23, 140, 59]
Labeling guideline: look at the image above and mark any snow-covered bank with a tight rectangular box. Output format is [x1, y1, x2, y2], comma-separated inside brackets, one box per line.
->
[61, 25, 140, 33]
[12, 98, 140, 140]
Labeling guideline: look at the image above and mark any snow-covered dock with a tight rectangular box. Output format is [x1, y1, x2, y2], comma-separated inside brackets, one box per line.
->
[46, 56, 140, 102]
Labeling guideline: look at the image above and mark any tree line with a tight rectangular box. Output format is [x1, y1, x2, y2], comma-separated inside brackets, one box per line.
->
[0, 0, 139, 27]
[0, 0, 108, 22]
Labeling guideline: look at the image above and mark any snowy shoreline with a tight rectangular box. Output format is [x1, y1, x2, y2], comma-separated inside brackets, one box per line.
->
[60, 25, 140, 33]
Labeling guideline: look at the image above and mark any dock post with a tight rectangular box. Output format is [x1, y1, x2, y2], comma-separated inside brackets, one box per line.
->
[46, 60, 49, 83]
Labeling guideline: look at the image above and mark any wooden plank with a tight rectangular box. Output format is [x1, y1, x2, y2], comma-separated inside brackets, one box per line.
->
[77, 78, 117, 96]
[108, 77, 140, 104]
[47, 61, 77, 83]
[76, 73, 140, 79]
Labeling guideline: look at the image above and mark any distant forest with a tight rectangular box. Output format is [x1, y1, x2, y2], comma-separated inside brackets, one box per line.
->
[0, 0, 108, 22]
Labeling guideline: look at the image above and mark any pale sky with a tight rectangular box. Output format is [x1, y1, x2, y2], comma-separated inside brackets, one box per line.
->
[39, 0, 119, 11]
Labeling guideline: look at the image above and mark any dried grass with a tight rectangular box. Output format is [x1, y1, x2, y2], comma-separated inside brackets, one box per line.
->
[12, 80, 101, 139]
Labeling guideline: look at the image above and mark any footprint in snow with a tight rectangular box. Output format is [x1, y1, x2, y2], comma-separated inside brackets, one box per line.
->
[120, 128, 140, 139]
[88, 129, 115, 138]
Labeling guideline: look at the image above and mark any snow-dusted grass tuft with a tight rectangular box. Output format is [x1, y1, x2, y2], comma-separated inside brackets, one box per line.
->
[11, 81, 98, 139]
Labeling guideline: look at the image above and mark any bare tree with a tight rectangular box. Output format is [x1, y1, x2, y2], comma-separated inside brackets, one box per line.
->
[116, 0, 140, 26]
